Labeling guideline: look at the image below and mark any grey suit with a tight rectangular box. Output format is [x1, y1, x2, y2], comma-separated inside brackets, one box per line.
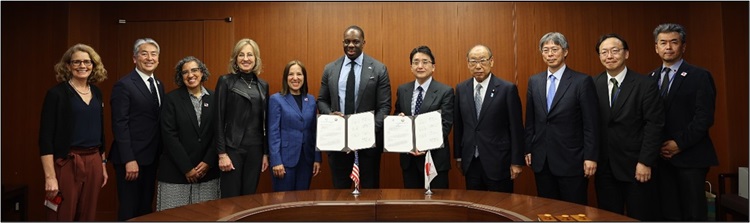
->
[393, 79, 454, 189]
[317, 54, 391, 189]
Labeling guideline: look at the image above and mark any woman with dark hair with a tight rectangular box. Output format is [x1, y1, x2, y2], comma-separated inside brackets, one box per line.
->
[268, 60, 321, 191]
[39, 43, 108, 221]
[215, 38, 270, 197]
[156, 56, 220, 210]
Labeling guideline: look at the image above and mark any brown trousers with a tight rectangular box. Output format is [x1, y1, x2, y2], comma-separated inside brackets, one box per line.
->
[47, 147, 103, 221]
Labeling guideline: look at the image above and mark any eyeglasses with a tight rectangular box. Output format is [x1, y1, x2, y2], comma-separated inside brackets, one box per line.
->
[181, 68, 201, 75]
[411, 60, 433, 66]
[343, 40, 362, 46]
[70, 60, 92, 66]
[468, 58, 491, 66]
[541, 47, 562, 55]
[599, 48, 623, 56]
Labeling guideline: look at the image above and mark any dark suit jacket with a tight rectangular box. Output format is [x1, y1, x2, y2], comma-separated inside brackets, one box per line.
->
[648, 61, 718, 168]
[214, 73, 269, 154]
[595, 69, 664, 182]
[317, 54, 392, 132]
[393, 79, 454, 172]
[525, 67, 599, 177]
[110, 70, 165, 165]
[157, 87, 219, 184]
[454, 74, 524, 181]
[268, 93, 322, 168]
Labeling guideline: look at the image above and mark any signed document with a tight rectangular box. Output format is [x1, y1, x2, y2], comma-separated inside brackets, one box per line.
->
[384, 110, 444, 153]
[316, 111, 375, 152]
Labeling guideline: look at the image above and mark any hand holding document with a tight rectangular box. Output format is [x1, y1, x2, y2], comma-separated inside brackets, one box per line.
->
[384, 110, 444, 153]
[316, 111, 375, 152]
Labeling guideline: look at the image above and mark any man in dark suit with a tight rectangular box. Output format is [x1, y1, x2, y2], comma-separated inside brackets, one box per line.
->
[649, 23, 718, 221]
[525, 32, 599, 205]
[317, 25, 391, 189]
[592, 33, 664, 221]
[454, 45, 524, 192]
[110, 38, 165, 221]
[393, 46, 454, 189]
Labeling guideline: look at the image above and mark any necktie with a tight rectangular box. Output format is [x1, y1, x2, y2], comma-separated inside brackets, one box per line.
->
[660, 67, 671, 97]
[414, 86, 424, 115]
[148, 77, 159, 106]
[610, 78, 619, 107]
[547, 75, 556, 111]
[474, 84, 483, 118]
[345, 61, 356, 114]
[474, 84, 482, 158]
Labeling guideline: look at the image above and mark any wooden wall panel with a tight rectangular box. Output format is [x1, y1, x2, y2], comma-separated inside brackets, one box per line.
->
[1, 2, 746, 221]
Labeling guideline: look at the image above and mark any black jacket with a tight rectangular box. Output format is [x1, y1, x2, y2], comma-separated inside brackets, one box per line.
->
[39, 82, 105, 158]
[214, 72, 269, 155]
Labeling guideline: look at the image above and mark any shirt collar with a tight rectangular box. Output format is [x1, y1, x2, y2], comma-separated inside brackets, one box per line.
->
[607, 67, 628, 84]
[414, 76, 433, 91]
[548, 64, 566, 80]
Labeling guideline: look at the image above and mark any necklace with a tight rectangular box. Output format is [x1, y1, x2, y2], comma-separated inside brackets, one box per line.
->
[68, 80, 91, 95]
[240, 76, 252, 89]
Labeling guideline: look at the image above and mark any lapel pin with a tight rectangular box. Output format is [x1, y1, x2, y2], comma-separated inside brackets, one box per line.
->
[368, 66, 372, 70]
[102, 102, 105, 108]
[650, 72, 655, 77]
[490, 89, 495, 98]
[203, 102, 209, 107]
[681, 72, 687, 77]
[304, 97, 309, 102]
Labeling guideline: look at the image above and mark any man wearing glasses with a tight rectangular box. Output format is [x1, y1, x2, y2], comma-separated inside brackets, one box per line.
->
[393, 45, 454, 189]
[454, 45, 524, 192]
[524, 32, 599, 205]
[592, 33, 663, 221]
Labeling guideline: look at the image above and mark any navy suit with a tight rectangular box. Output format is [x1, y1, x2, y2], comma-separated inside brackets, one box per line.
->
[525, 66, 599, 205]
[394, 79, 454, 189]
[594, 69, 663, 220]
[454, 74, 524, 192]
[267, 93, 321, 191]
[317, 54, 391, 189]
[648, 61, 717, 221]
[110, 70, 165, 220]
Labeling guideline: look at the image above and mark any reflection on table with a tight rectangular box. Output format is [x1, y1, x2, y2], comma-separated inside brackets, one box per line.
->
[129, 189, 636, 221]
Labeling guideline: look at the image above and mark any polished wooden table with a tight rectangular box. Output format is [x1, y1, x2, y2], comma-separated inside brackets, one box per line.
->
[130, 189, 635, 221]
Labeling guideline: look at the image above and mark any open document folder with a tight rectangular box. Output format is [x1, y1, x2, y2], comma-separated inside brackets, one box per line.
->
[383, 110, 444, 153]
[316, 111, 375, 152]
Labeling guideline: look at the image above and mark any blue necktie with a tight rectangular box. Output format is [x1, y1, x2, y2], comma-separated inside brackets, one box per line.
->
[547, 75, 556, 111]
[610, 78, 619, 107]
[414, 86, 424, 115]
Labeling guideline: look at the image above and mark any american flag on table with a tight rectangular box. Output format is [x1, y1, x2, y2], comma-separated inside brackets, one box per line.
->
[350, 151, 360, 190]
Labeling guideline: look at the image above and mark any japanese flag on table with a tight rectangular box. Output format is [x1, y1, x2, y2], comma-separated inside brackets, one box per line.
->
[424, 150, 437, 189]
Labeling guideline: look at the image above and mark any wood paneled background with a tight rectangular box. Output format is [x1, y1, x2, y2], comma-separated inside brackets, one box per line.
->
[2, 2, 747, 221]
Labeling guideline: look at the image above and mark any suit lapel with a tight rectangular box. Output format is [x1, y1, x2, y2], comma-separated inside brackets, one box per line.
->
[549, 69, 573, 114]
[199, 91, 212, 133]
[283, 93, 303, 119]
[357, 55, 373, 110]
[477, 76, 498, 122]
[178, 89, 201, 135]
[401, 82, 414, 116]
[595, 73, 612, 121]
[420, 83, 439, 115]
[330, 57, 344, 111]
[466, 80, 480, 121]
[130, 71, 155, 105]
[665, 63, 688, 104]
[611, 71, 635, 115]
[535, 73, 548, 115]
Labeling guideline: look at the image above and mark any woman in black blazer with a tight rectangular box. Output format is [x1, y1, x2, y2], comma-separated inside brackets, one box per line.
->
[39, 44, 108, 221]
[156, 56, 220, 211]
[215, 38, 270, 198]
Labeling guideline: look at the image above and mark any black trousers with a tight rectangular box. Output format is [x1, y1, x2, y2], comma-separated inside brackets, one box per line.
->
[465, 157, 513, 192]
[114, 162, 157, 221]
[595, 161, 657, 221]
[220, 147, 263, 198]
[534, 161, 589, 205]
[328, 148, 382, 189]
[656, 159, 709, 221]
